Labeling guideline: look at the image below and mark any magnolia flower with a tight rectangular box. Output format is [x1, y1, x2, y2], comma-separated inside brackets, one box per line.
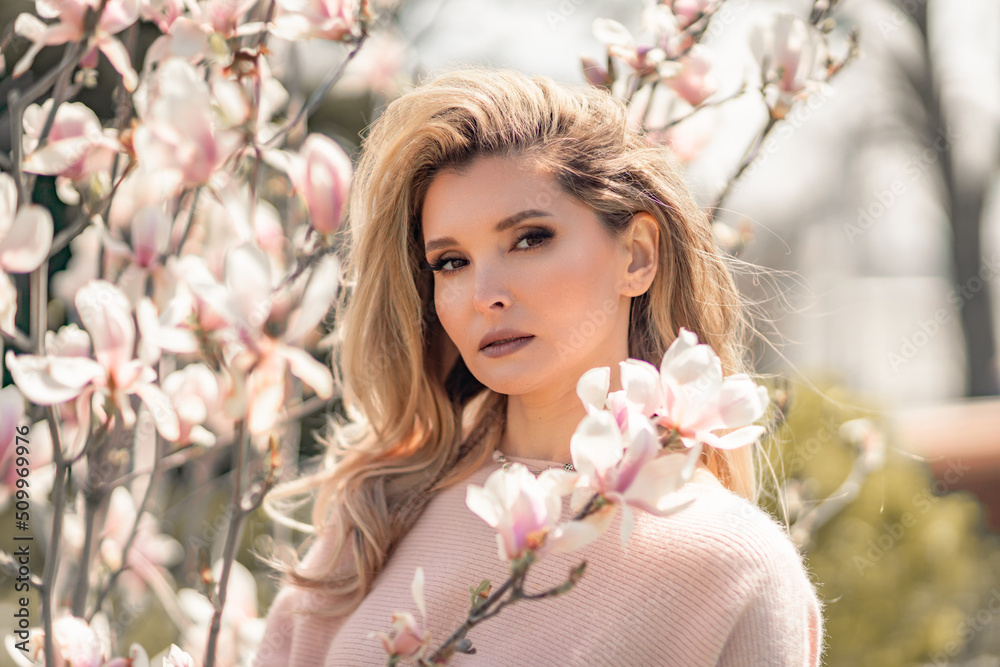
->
[580, 55, 611, 88]
[271, 0, 359, 41]
[663, 44, 718, 107]
[1, 172, 54, 333]
[578, 328, 769, 451]
[162, 644, 196, 667]
[161, 363, 222, 447]
[664, 0, 714, 29]
[749, 13, 829, 119]
[0, 172, 54, 273]
[568, 408, 699, 545]
[466, 462, 575, 561]
[593, 18, 667, 78]
[5, 281, 180, 441]
[290, 134, 353, 235]
[11, 614, 107, 667]
[99, 486, 184, 599]
[371, 567, 431, 661]
[132, 58, 242, 189]
[177, 244, 335, 434]
[12, 0, 140, 91]
[22, 100, 122, 205]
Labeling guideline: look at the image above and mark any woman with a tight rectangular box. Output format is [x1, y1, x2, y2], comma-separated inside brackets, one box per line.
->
[254, 67, 824, 666]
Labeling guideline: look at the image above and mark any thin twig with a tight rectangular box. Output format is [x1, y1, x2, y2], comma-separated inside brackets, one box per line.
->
[1, 327, 33, 352]
[7, 41, 84, 205]
[203, 420, 250, 667]
[709, 113, 777, 221]
[263, 34, 368, 149]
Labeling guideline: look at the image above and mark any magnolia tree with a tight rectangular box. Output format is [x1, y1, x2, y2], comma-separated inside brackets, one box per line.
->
[0, 0, 867, 665]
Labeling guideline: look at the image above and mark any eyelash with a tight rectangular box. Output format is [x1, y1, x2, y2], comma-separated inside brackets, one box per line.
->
[425, 228, 555, 274]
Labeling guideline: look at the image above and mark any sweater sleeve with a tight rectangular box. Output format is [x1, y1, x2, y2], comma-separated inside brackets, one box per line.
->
[714, 517, 826, 667]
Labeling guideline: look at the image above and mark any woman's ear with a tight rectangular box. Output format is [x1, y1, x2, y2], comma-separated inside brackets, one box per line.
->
[621, 212, 660, 297]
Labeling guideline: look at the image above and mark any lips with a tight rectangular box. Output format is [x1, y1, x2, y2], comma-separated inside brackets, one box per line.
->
[479, 329, 533, 351]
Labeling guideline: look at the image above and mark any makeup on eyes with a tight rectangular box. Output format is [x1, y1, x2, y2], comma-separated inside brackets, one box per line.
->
[423, 226, 556, 274]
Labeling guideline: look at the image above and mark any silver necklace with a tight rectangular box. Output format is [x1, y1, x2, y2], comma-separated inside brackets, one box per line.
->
[494, 451, 575, 473]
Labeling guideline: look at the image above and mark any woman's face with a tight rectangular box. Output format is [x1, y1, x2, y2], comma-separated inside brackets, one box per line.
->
[421, 156, 636, 399]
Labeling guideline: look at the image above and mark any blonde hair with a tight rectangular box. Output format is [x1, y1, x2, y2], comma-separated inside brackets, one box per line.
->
[270, 66, 755, 613]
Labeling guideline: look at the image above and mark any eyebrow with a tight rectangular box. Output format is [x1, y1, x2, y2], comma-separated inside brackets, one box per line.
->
[423, 209, 553, 254]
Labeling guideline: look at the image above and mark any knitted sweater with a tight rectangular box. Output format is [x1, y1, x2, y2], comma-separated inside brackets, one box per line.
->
[253, 456, 825, 666]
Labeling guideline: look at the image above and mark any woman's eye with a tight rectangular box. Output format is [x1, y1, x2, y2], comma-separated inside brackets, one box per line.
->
[514, 229, 554, 250]
[428, 256, 467, 273]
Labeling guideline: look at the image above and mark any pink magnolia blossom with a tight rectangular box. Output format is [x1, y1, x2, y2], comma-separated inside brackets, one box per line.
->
[593, 18, 668, 78]
[749, 13, 829, 120]
[290, 134, 353, 235]
[370, 567, 431, 661]
[13, 614, 107, 667]
[567, 407, 698, 545]
[99, 486, 184, 599]
[0, 172, 54, 332]
[177, 244, 335, 434]
[162, 644, 196, 667]
[658, 108, 716, 163]
[161, 363, 223, 447]
[22, 100, 122, 205]
[132, 58, 242, 189]
[5, 281, 180, 441]
[581, 328, 768, 451]
[664, 0, 714, 29]
[663, 44, 718, 107]
[12, 0, 140, 91]
[466, 462, 571, 561]
[0, 173, 54, 275]
[271, 0, 359, 41]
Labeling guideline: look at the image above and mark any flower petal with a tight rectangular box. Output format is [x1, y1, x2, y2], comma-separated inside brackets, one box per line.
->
[0, 205, 53, 273]
[465, 484, 501, 529]
[570, 411, 624, 484]
[575, 366, 610, 413]
[411, 566, 426, 621]
[618, 359, 662, 416]
[5, 350, 102, 405]
[712, 425, 765, 450]
[275, 344, 332, 399]
[133, 382, 180, 441]
[283, 254, 339, 344]
[76, 281, 135, 373]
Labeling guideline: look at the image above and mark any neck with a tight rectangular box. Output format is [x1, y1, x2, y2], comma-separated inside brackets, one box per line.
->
[497, 365, 623, 464]
[498, 392, 584, 464]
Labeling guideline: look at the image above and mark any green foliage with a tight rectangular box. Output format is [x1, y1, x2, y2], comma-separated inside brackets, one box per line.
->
[763, 384, 1000, 666]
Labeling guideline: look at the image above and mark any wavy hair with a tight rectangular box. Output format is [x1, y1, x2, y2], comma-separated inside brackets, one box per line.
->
[267, 66, 756, 614]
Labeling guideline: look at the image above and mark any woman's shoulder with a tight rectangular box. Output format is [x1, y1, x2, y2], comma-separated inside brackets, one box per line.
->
[624, 468, 820, 600]
[634, 470, 802, 569]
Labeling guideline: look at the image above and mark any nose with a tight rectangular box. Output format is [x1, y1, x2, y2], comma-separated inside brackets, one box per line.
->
[471, 261, 512, 314]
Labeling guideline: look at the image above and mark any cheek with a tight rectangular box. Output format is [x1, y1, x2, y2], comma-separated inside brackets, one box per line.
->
[433, 279, 467, 342]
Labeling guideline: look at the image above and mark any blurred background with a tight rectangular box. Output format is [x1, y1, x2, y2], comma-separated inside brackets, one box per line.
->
[2, 0, 999, 665]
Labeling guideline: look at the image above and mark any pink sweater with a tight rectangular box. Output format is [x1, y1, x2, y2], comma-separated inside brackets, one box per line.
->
[253, 456, 825, 666]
